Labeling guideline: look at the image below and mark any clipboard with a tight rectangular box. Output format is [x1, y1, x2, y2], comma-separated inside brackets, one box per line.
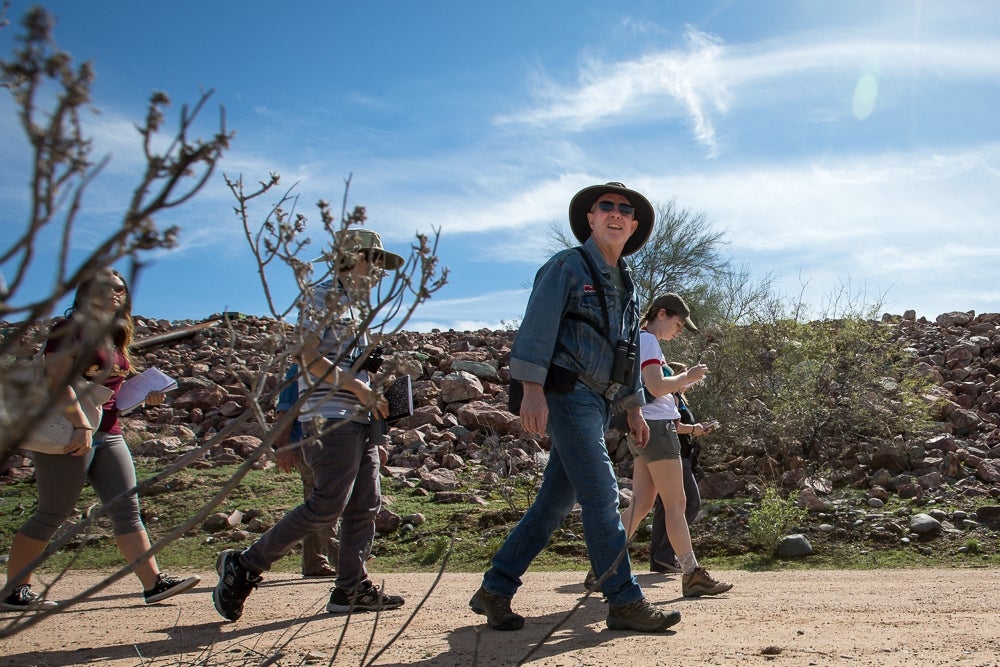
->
[384, 375, 413, 423]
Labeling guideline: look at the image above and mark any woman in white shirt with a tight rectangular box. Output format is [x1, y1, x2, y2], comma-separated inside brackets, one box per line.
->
[620, 293, 732, 598]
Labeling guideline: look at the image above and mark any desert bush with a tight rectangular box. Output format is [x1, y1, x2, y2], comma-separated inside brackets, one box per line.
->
[683, 299, 936, 474]
[0, 6, 447, 646]
[748, 487, 807, 551]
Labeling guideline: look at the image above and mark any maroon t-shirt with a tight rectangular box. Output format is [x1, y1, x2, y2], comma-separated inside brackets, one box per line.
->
[44, 318, 130, 434]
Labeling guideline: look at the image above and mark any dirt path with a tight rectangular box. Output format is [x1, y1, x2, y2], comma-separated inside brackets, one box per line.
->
[1, 568, 998, 666]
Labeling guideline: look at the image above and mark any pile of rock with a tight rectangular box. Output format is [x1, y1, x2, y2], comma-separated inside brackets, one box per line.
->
[3, 310, 999, 537]
[895, 309, 1000, 443]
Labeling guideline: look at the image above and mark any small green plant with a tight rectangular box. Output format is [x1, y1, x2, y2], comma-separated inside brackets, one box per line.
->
[479, 431, 546, 512]
[963, 538, 981, 555]
[748, 487, 807, 551]
[415, 535, 451, 565]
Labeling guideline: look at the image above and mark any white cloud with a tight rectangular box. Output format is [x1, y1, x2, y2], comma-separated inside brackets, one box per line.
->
[497, 24, 1000, 157]
[667, 143, 1000, 254]
[403, 288, 531, 333]
[497, 25, 729, 156]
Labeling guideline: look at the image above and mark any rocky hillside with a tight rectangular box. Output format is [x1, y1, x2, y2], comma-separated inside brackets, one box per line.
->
[3, 309, 999, 556]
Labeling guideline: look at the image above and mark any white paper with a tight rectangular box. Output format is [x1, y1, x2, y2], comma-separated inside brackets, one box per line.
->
[117, 367, 177, 414]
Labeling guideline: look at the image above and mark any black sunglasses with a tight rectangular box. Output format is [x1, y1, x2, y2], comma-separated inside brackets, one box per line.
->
[596, 200, 635, 216]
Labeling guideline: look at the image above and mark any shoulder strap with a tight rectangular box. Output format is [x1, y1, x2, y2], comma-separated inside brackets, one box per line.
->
[574, 247, 612, 341]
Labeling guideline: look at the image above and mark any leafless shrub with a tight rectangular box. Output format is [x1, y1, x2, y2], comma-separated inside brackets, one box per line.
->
[0, 5, 231, 463]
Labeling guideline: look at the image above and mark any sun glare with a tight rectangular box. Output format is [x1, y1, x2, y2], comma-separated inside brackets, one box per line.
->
[852, 73, 878, 120]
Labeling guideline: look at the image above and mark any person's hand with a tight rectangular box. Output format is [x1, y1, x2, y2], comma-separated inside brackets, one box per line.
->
[144, 391, 165, 407]
[626, 408, 649, 448]
[686, 364, 709, 384]
[692, 421, 718, 437]
[64, 427, 93, 456]
[518, 382, 548, 436]
[369, 386, 389, 419]
[275, 447, 296, 473]
[348, 381, 389, 419]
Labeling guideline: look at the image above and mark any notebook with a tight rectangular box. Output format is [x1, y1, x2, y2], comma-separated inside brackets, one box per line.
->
[384, 374, 414, 423]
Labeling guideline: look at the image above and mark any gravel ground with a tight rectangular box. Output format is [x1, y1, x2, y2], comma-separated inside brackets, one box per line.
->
[1, 568, 998, 666]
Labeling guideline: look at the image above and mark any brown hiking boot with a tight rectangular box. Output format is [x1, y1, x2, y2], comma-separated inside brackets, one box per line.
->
[682, 567, 733, 597]
[469, 586, 524, 631]
[583, 568, 598, 590]
[606, 597, 681, 632]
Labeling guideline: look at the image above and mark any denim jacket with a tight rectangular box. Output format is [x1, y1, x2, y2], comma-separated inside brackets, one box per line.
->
[510, 236, 645, 410]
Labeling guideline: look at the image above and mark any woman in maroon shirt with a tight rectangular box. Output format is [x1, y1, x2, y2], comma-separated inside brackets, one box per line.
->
[2, 269, 199, 610]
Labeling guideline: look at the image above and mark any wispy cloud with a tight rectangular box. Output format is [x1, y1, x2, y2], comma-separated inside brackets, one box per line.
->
[497, 25, 1000, 157]
[667, 143, 1000, 251]
[403, 288, 531, 332]
[497, 26, 729, 156]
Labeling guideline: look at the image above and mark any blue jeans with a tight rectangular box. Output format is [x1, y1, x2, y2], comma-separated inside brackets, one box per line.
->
[482, 384, 643, 607]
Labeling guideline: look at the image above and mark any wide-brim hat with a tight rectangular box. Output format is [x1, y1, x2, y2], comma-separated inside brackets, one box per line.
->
[312, 229, 404, 270]
[568, 181, 655, 256]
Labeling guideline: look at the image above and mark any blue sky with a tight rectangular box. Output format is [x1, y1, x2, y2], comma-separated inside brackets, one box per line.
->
[2, 1, 999, 331]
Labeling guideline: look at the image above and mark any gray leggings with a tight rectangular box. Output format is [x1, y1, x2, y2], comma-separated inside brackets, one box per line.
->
[20, 433, 146, 541]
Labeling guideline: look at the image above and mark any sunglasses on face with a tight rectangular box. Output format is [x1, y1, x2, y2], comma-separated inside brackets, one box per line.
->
[358, 250, 386, 267]
[595, 200, 635, 216]
[109, 284, 126, 294]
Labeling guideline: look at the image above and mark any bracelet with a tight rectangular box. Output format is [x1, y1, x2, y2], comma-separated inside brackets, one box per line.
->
[74, 426, 93, 431]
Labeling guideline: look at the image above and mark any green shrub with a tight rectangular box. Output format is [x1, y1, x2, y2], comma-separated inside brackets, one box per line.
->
[748, 487, 807, 551]
[686, 307, 936, 473]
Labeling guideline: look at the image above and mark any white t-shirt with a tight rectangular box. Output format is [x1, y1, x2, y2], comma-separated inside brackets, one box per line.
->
[638, 329, 681, 421]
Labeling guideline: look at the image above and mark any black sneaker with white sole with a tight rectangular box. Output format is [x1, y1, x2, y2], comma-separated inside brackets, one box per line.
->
[1, 584, 58, 611]
[212, 549, 262, 621]
[326, 580, 404, 613]
[144, 573, 201, 604]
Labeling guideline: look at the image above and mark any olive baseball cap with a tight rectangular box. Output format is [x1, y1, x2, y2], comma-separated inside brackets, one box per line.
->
[646, 293, 698, 332]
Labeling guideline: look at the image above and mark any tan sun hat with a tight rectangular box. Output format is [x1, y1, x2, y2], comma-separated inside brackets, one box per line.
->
[313, 229, 404, 270]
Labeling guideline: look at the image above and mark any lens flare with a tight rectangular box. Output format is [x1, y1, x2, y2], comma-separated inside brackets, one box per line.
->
[852, 73, 878, 120]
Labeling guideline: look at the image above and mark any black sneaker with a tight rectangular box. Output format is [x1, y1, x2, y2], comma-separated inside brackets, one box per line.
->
[0, 584, 58, 611]
[469, 586, 524, 631]
[212, 549, 262, 621]
[650, 558, 682, 574]
[326, 580, 404, 613]
[144, 573, 201, 604]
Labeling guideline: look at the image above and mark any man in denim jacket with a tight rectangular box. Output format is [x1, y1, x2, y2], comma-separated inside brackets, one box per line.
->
[470, 182, 683, 633]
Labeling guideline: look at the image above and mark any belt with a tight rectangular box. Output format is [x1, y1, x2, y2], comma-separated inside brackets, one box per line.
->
[578, 374, 614, 400]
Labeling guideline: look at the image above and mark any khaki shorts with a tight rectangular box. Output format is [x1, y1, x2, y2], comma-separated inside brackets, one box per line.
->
[628, 418, 681, 462]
